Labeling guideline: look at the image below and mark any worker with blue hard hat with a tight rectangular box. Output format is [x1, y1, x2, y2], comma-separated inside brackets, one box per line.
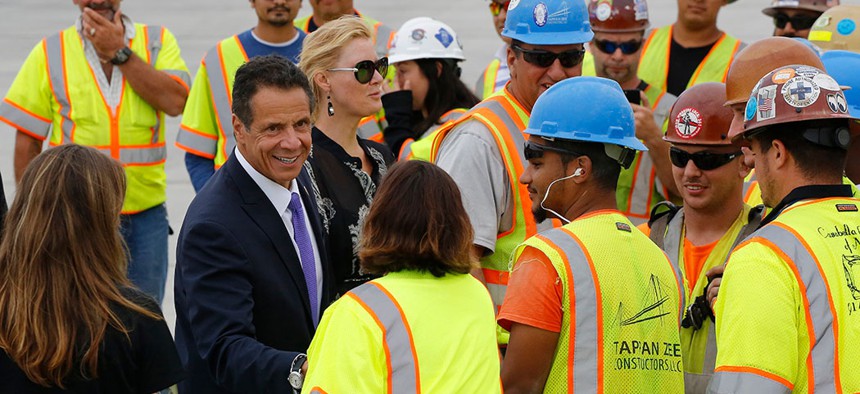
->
[498, 76, 686, 392]
[821, 49, 860, 183]
[429, 0, 594, 349]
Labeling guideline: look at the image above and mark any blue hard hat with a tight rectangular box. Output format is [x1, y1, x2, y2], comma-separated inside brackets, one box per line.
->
[502, 0, 594, 45]
[822, 50, 860, 116]
[527, 77, 646, 166]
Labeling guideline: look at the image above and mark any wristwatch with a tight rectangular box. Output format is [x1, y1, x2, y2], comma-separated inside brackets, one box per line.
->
[288, 353, 307, 390]
[110, 46, 133, 65]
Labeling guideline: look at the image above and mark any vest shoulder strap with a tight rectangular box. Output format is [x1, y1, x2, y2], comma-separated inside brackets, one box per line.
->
[729, 204, 765, 251]
[648, 200, 681, 245]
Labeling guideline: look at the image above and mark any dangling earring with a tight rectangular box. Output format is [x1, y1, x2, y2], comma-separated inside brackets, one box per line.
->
[327, 95, 334, 117]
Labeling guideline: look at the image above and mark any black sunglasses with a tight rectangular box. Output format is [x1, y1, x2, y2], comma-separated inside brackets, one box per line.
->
[328, 57, 389, 84]
[773, 13, 818, 30]
[489, 0, 510, 17]
[513, 44, 586, 68]
[593, 39, 643, 55]
[669, 147, 742, 171]
[524, 141, 583, 160]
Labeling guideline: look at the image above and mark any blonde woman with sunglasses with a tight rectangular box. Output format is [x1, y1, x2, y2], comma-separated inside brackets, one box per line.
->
[299, 16, 395, 297]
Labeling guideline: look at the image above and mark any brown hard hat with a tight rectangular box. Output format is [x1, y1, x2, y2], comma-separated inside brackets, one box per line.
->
[808, 5, 860, 51]
[665, 83, 735, 146]
[762, 0, 838, 16]
[724, 36, 824, 107]
[588, 0, 649, 33]
[735, 65, 857, 143]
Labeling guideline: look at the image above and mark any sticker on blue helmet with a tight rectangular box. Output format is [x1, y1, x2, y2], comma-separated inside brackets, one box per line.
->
[837, 18, 856, 35]
[533, 2, 548, 27]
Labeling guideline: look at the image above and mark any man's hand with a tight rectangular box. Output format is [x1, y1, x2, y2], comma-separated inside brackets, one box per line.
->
[631, 92, 661, 144]
[705, 264, 725, 312]
[82, 8, 126, 63]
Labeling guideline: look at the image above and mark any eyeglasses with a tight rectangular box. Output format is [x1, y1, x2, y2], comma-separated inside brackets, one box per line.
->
[592, 39, 643, 55]
[773, 13, 818, 30]
[669, 147, 742, 171]
[524, 141, 583, 160]
[489, 0, 511, 17]
[327, 57, 389, 84]
[512, 44, 586, 68]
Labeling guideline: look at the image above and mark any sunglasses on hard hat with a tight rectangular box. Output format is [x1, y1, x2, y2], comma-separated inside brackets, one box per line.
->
[593, 39, 643, 55]
[773, 13, 818, 30]
[513, 45, 586, 68]
[327, 57, 389, 84]
[669, 147, 742, 171]
[489, 0, 511, 17]
[523, 141, 583, 160]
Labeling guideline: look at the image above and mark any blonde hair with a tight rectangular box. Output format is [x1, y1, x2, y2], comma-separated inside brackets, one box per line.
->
[0, 145, 160, 388]
[299, 16, 374, 121]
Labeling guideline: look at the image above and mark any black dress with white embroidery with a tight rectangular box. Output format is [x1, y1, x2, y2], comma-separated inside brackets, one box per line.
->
[304, 127, 394, 297]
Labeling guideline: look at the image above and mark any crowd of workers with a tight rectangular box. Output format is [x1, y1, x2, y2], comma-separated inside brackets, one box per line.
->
[0, 0, 859, 392]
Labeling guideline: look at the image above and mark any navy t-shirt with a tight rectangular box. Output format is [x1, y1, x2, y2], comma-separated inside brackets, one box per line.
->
[236, 28, 305, 64]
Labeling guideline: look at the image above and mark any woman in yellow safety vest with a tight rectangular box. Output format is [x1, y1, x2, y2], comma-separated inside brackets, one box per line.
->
[302, 160, 501, 394]
[381, 17, 480, 161]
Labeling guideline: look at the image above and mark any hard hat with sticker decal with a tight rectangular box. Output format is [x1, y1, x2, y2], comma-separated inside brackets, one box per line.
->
[762, 0, 839, 17]
[665, 83, 736, 146]
[737, 65, 859, 147]
[809, 5, 860, 51]
[502, 0, 593, 45]
[388, 17, 465, 64]
[587, 0, 650, 33]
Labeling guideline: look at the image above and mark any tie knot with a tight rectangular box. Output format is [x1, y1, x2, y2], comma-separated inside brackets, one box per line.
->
[288, 192, 302, 213]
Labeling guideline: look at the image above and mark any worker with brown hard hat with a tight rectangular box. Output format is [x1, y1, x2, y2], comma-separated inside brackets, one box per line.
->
[763, 0, 839, 39]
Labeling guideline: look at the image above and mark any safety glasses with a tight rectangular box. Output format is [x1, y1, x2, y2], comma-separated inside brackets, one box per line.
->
[773, 13, 818, 30]
[328, 57, 389, 84]
[524, 141, 583, 160]
[489, 0, 511, 17]
[669, 147, 742, 171]
[513, 45, 586, 68]
[593, 39, 643, 55]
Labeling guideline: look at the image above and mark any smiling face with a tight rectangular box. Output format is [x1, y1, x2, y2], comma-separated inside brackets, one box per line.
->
[325, 38, 384, 119]
[250, 0, 300, 27]
[591, 31, 644, 86]
[519, 136, 577, 222]
[73, 0, 120, 20]
[671, 144, 748, 213]
[507, 42, 585, 111]
[233, 86, 312, 188]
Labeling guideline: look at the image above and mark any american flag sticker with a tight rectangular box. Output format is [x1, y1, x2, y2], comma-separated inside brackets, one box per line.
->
[757, 85, 777, 121]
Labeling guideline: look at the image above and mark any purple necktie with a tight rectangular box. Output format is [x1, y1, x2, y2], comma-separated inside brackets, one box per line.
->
[288, 192, 318, 326]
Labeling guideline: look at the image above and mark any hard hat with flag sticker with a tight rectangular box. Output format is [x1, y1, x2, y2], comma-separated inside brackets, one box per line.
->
[526, 77, 645, 168]
[388, 17, 465, 64]
[587, 0, 650, 33]
[738, 65, 858, 148]
[665, 83, 736, 146]
[502, 0, 594, 45]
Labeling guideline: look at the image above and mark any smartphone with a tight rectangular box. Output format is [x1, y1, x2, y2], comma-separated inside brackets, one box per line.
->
[623, 89, 641, 105]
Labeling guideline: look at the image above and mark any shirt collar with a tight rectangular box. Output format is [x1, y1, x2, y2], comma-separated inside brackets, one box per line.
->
[235, 148, 298, 215]
[76, 12, 136, 42]
[759, 184, 854, 228]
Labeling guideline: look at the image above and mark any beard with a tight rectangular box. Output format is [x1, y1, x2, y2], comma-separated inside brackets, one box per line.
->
[532, 205, 548, 223]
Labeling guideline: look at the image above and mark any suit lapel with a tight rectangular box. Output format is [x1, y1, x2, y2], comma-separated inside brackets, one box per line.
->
[223, 155, 314, 325]
[296, 168, 333, 307]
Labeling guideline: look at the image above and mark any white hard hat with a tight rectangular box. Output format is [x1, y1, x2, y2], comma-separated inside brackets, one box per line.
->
[388, 17, 465, 64]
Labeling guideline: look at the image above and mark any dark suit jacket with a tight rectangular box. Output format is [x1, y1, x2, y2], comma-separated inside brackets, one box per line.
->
[174, 153, 333, 393]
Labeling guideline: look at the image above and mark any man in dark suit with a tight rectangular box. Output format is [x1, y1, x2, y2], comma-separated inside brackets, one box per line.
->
[174, 54, 332, 393]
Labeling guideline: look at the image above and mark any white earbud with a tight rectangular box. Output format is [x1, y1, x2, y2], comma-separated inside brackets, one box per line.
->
[573, 168, 584, 177]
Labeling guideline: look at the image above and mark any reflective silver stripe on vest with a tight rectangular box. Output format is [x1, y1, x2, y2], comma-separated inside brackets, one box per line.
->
[743, 172, 758, 198]
[147, 26, 162, 66]
[177, 126, 218, 155]
[541, 229, 600, 392]
[662, 207, 688, 311]
[630, 153, 656, 219]
[44, 33, 74, 142]
[204, 44, 236, 155]
[707, 371, 791, 394]
[351, 283, 418, 393]
[164, 69, 192, 87]
[357, 119, 381, 139]
[94, 146, 166, 164]
[0, 100, 51, 136]
[398, 141, 414, 161]
[374, 24, 394, 58]
[471, 98, 527, 165]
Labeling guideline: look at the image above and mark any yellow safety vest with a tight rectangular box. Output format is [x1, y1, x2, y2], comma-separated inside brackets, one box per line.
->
[637, 25, 743, 94]
[512, 210, 685, 393]
[476, 58, 503, 100]
[712, 196, 860, 393]
[294, 11, 394, 58]
[303, 270, 501, 394]
[400, 108, 467, 161]
[651, 204, 760, 393]
[429, 87, 534, 312]
[744, 170, 858, 208]
[0, 24, 190, 214]
[176, 35, 248, 169]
